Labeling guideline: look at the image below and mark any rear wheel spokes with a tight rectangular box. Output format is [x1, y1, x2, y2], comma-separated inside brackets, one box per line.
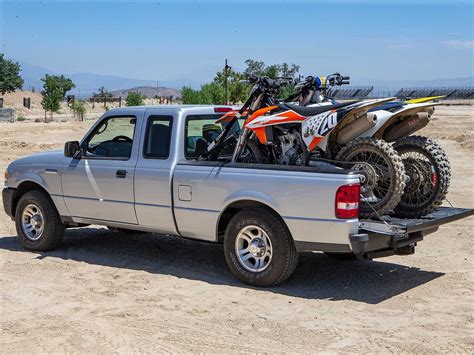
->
[349, 149, 393, 204]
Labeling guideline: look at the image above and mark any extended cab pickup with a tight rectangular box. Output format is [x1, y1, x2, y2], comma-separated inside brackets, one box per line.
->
[3, 105, 473, 286]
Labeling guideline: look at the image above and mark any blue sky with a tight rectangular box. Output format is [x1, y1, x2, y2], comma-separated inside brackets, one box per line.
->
[1, 0, 473, 84]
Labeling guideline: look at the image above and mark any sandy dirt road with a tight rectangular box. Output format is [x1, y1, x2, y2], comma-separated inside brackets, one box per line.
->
[0, 106, 473, 352]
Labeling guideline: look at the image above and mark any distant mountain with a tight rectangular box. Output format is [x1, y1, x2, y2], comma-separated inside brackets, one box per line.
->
[16, 59, 473, 99]
[16, 60, 197, 98]
[110, 86, 181, 99]
[18, 61, 55, 91]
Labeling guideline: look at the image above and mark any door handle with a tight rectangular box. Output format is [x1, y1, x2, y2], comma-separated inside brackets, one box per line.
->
[116, 170, 127, 178]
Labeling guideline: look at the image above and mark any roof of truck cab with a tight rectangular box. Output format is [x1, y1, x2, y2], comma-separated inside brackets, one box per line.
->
[108, 104, 236, 112]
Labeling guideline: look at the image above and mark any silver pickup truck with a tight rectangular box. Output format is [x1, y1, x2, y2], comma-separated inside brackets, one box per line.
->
[3, 105, 473, 286]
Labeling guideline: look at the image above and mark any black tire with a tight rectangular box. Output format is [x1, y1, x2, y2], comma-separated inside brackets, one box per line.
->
[223, 208, 299, 287]
[393, 135, 451, 218]
[15, 190, 64, 251]
[239, 136, 266, 163]
[336, 138, 406, 218]
[324, 252, 357, 260]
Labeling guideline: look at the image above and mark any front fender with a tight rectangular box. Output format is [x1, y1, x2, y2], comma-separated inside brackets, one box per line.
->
[8, 167, 69, 218]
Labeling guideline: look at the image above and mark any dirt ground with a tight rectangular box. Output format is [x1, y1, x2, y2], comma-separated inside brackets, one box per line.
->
[0, 106, 473, 352]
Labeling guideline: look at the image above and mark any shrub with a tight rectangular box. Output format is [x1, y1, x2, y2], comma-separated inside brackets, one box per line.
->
[125, 92, 145, 106]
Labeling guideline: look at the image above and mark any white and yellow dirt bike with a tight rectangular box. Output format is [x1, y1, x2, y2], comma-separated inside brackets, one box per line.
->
[295, 73, 451, 218]
[201, 75, 406, 218]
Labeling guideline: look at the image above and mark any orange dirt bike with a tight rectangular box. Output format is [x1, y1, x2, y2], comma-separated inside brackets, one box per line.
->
[201, 75, 406, 218]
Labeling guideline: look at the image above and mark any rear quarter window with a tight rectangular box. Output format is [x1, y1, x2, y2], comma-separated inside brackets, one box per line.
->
[143, 115, 173, 159]
[184, 114, 243, 159]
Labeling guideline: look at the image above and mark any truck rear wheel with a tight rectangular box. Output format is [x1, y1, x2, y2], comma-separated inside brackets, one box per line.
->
[223, 208, 299, 287]
[15, 190, 64, 251]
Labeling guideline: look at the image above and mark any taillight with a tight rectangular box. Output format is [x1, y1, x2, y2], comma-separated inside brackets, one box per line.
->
[335, 184, 360, 219]
[214, 107, 233, 113]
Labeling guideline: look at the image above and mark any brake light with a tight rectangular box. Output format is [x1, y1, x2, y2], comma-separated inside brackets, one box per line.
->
[335, 184, 360, 219]
[214, 107, 233, 113]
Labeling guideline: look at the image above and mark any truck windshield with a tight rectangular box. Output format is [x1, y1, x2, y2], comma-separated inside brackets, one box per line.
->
[185, 114, 243, 159]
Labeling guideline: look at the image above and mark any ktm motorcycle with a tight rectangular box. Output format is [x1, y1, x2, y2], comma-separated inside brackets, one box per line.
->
[295, 73, 451, 218]
[201, 75, 406, 218]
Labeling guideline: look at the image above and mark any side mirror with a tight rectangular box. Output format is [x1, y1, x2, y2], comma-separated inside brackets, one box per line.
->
[64, 141, 81, 158]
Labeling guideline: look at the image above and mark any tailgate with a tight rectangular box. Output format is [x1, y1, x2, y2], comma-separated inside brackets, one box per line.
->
[357, 207, 474, 255]
[360, 207, 474, 235]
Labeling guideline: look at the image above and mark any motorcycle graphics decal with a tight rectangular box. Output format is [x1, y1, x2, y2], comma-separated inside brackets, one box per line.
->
[301, 110, 339, 150]
[216, 110, 239, 124]
[245, 109, 304, 130]
[245, 106, 279, 126]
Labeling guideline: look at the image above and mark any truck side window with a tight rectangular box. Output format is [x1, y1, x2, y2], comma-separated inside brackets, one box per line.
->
[185, 114, 243, 159]
[143, 115, 173, 159]
[86, 116, 136, 159]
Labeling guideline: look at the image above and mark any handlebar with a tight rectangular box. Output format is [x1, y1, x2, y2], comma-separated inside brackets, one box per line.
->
[294, 73, 350, 92]
[326, 73, 350, 86]
[246, 75, 294, 90]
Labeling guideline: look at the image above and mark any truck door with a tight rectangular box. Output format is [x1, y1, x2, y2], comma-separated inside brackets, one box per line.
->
[62, 114, 142, 224]
[134, 113, 177, 234]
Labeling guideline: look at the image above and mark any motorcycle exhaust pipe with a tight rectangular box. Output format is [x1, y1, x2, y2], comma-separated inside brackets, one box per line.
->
[336, 113, 377, 145]
[383, 112, 430, 142]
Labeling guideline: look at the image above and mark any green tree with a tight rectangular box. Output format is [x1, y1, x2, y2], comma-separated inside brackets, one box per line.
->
[41, 74, 75, 121]
[181, 86, 202, 104]
[125, 91, 145, 106]
[200, 82, 225, 104]
[181, 83, 225, 105]
[278, 62, 300, 79]
[243, 59, 266, 77]
[0, 53, 24, 95]
[180, 59, 300, 105]
[244, 59, 300, 99]
[71, 99, 87, 121]
[213, 68, 249, 104]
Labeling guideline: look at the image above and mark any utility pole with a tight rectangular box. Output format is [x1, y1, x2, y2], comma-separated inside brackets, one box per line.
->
[224, 59, 231, 105]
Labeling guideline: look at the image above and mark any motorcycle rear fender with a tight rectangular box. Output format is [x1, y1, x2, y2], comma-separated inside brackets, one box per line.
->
[373, 102, 442, 139]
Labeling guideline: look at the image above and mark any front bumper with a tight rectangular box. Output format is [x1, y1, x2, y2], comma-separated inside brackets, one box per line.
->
[2, 187, 15, 219]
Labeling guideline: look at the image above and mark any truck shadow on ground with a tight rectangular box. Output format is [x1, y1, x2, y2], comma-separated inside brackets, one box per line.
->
[0, 227, 444, 304]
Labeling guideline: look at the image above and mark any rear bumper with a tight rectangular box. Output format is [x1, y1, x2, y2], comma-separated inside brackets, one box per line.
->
[2, 187, 15, 219]
[294, 230, 427, 257]
[354, 229, 429, 259]
[295, 207, 474, 259]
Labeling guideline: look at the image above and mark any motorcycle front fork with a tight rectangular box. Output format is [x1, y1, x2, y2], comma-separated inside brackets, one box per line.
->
[232, 128, 250, 163]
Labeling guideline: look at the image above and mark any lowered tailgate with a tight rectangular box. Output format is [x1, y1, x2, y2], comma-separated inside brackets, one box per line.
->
[356, 207, 474, 257]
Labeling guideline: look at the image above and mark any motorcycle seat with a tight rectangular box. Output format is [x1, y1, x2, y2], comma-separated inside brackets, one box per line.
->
[281, 101, 357, 117]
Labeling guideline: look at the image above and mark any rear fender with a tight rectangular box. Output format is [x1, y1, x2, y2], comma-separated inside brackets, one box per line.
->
[373, 102, 442, 139]
[222, 190, 280, 215]
[325, 98, 396, 156]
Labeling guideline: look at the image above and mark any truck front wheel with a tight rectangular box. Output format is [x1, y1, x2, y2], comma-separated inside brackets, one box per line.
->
[223, 208, 299, 287]
[15, 190, 65, 251]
